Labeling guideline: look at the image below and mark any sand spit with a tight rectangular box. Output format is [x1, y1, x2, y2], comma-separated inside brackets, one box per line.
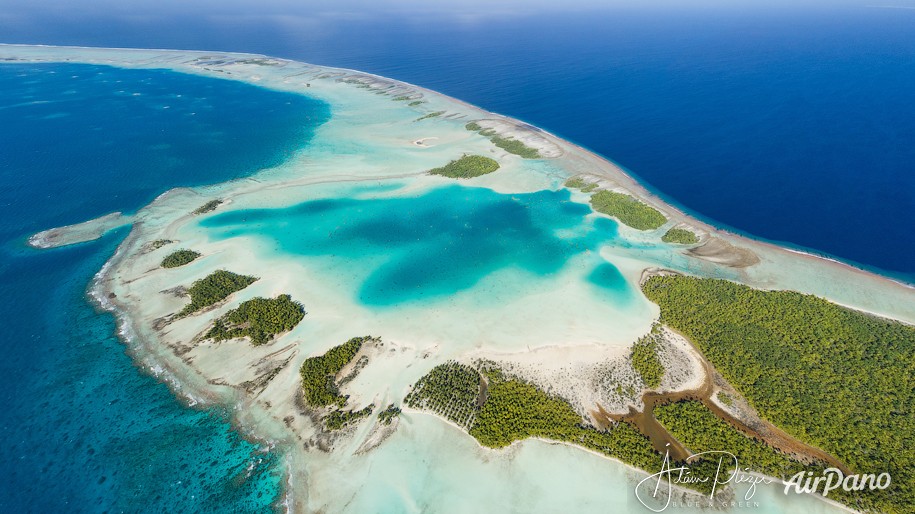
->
[687, 236, 761, 267]
[28, 211, 133, 248]
[5, 44, 912, 514]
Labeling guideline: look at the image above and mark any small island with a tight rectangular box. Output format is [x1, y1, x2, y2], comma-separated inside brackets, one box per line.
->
[590, 190, 667, 230]
[429, 155, 500, 179]
[299, 336, 375, 431]
[179, 270, 257, 316]
[161, 249, 201, 268]
[661, 227, 700, 244]
[193, 199, 223, 215]
[466, 121, 541, 158]
[205, 294, 305, 345]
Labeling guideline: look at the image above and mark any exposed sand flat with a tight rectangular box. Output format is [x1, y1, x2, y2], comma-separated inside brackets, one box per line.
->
[6, 44, 911, 514]
[687, 236, 761, 267]
[28, 211, 133, 248]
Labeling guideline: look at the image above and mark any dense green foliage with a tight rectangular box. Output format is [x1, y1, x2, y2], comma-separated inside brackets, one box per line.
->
[178, 270, 257, 316]
[392, 95, 411, 101]
[468, 370, 662, 470]
[469, 372, 584, 448]
[408, 100, 424, 107]
[465, 122, 540, 158]
[193, 199, 223, 215]
[429, 155, 500, 179]
[643, 276, 915, 513]
[300, 337, 366, 407]
[657, 400, 806, 478]
[565, 177, 588, 189]
[161, 249, 201, 268]
[205, 294, 305, 346]
[590, 191, 667, 230]
[565, 177, 599, 193]
[378, 404, 401, 425]
[490, 136, 540, 159]
[405, 361, 480, 429]
[406, 363, 662, 471]
[630, 332, 664, 389]
[324, 404, 374, 431]
[661, 228, 700, 244]
[415, 111, 444, 121]
[655, 401, 871, 504]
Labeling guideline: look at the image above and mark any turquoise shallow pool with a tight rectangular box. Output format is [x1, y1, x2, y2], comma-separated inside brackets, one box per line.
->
[202, 185, 634, 307]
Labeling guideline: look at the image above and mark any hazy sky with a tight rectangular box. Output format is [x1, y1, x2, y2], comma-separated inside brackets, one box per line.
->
[3, 0, 915, 55]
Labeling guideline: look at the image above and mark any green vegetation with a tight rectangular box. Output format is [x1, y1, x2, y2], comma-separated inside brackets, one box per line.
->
[392, 95, 411, 101]
[490, 136, 540, 159]
[193, 199, 223, 215]
[406, 364, 662, 472]
[465, 122, 541, 158]
[643, 275, 915, 513]
[565, 177, 599, 192]
[205, 294, 305, 346]
[149, 239, 173, 250]
[415, 111, 444, 122]
[655, 401, 870, 504]
[300, 337, 367, 408]
[429, 155, 500, 179]
[717, 392, 734, 407]
[298, 337, 375, 431]
[565, 177, 588, 188]
[161, 249, 201, 268]
[657, 401, 806, 477]
[469, 370, 583, 448]
[378, 404, 401, 425]
[408, 100, 424, 107]
[324, 404, 374, 431]
[630, 332, 664, 389]
[405, 361, 480, 429]
[178, 270, 257, 316]
[468, 369, 662, 470]
[590, 190, 666, 230]
[661, 228, 700, 245]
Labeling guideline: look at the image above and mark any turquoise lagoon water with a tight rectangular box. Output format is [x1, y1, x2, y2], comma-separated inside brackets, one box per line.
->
[0, 63, 328, 511]
[201, 185, 635, 306]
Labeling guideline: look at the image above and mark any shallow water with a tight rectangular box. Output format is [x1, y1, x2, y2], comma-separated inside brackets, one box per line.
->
[201, 185, 633, 307]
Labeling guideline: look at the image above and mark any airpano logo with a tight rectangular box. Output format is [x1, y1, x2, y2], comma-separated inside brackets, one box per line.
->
[783, 468, 891, 497]
[634, 446, 892, 512]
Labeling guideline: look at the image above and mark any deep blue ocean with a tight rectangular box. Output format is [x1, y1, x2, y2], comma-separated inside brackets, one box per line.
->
[1, 2, 915, 511]
[0, 63, 328, 511]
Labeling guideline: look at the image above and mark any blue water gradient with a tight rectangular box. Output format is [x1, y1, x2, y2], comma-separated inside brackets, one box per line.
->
[0, 63, 328, 511]
[202, 185, 631, 306]
[7, 5, 909, 279]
